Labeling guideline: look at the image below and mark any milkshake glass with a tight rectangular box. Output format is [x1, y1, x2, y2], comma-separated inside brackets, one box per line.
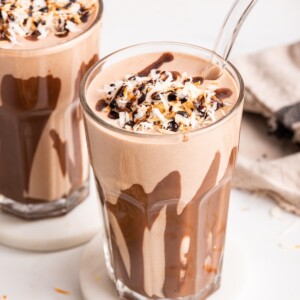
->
[80, 42, 244, 300]
[0, 0, 103, 219]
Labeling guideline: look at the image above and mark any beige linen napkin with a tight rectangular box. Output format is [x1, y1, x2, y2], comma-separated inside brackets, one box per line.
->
[232, 42, 300, 215]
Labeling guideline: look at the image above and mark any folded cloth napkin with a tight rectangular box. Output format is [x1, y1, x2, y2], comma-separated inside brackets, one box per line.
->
[234, 41, 300, 141]
[232, 41, 300, 215]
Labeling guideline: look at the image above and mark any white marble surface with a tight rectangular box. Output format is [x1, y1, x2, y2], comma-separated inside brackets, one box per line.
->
[1, 0, 300, 299]
[1, 190, 300, 300]
[0, 184, 101, 252]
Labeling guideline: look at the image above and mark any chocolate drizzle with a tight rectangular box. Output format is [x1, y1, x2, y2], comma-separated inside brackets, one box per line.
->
[0, 75, 61, 202]
[0, 54, 98, 204]
[137, 52, 174, 77]
[95, 99, 108, 111]
[50, 54, 99, 189]
[71, 54, 98, 185]
[98, 147, 238, 298]
[74, 54, 99, 103]
[49, 129, 67, 176]
[164, 148, 237, 297]
[192, 76, 204, 84]
[215, 88, 233, 100]
[106, 171, 180, 296]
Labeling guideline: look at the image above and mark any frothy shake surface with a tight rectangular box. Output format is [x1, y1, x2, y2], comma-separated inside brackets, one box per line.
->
[88, 52, 238, 134]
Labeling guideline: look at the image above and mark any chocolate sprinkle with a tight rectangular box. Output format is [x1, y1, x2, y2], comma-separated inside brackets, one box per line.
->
[138, 94, 146, 105]
[168, 92, 177, 102]
[108, 110, 119, 120]
[95, 99, 108, 112]
[177, 111, 188, 118]
[166, 120, 179, 132]
[109, 99, 117, 109]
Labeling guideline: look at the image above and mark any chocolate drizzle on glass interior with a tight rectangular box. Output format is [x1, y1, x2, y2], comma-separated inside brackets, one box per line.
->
[0, 0, 102, 219]
[81, 43, 244, 300]
[95, 53, 233, 134]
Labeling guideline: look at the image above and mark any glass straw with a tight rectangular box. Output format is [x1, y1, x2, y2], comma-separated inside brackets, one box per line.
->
[204, 0, 258, 79]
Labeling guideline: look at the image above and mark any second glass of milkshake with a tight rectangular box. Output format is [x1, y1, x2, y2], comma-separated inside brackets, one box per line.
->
[80, 42, 244, 300]
[0, 0, 103, 219]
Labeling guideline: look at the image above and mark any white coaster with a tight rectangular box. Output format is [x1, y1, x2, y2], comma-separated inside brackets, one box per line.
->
[80, 235, 248, 300]
[0, 181, 101, 252]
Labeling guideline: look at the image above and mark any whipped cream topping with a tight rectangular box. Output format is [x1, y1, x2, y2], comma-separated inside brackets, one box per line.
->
[0, 0, 96, 46]
[95, 69, 233, 134]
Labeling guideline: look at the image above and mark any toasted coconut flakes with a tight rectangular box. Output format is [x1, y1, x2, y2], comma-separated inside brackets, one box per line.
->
[54, 288, 71, 295]
[190, 112, 197, 128]
[65, 20, 82, 32]
[220, 109, 226, 116]
[153, 108, 166, 122]
[94, 68, 233, 133]
[175, 114, 190, 126]
[0, 0, 97, 45]
[140, 122, 153, 130]
[159, 94, 169, 112]
[119, 112, 126, 128]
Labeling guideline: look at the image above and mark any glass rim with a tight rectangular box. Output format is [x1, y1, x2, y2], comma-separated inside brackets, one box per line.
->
[80, 41, 244, 140]
[0, 0, 103, 55]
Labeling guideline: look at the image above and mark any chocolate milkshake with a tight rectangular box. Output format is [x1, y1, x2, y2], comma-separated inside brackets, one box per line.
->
[0, 0, 103, 219]
[80, 43, 244, 300]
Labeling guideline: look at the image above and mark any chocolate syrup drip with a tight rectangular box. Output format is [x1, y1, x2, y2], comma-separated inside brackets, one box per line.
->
[0, 75, 61, 203]
[50, 54, 99, 190]
[0, 54, 97, 204]
[137, 52, 174, 77]
[162, 153, 221, 297]
[215, 88, 233, 100]
[192, 76, 204, 84]
[106, 171, 180, 296]
[163, 148, 237, 297]
[95, 99, 108, 112]
[171, 71, 181, 81]
[72, 54, 98, 188]
[74, 54, 99, 103]
[49, 129, 67, 176]
[98, 147, 237, 298]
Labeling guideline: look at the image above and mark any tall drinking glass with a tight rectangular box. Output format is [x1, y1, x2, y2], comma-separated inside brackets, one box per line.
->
[0, 1, 103, 219]
[80, 42, 244, 300]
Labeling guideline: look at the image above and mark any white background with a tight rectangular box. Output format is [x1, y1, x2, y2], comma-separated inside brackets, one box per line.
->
[1, 0, 300, 299]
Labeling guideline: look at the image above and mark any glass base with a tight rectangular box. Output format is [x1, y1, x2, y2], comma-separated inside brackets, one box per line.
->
[103, 246, 221, 300]
[115, 276, 221, 300]
[102, 228, 222, 300]
[0, 181, 89, 220]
